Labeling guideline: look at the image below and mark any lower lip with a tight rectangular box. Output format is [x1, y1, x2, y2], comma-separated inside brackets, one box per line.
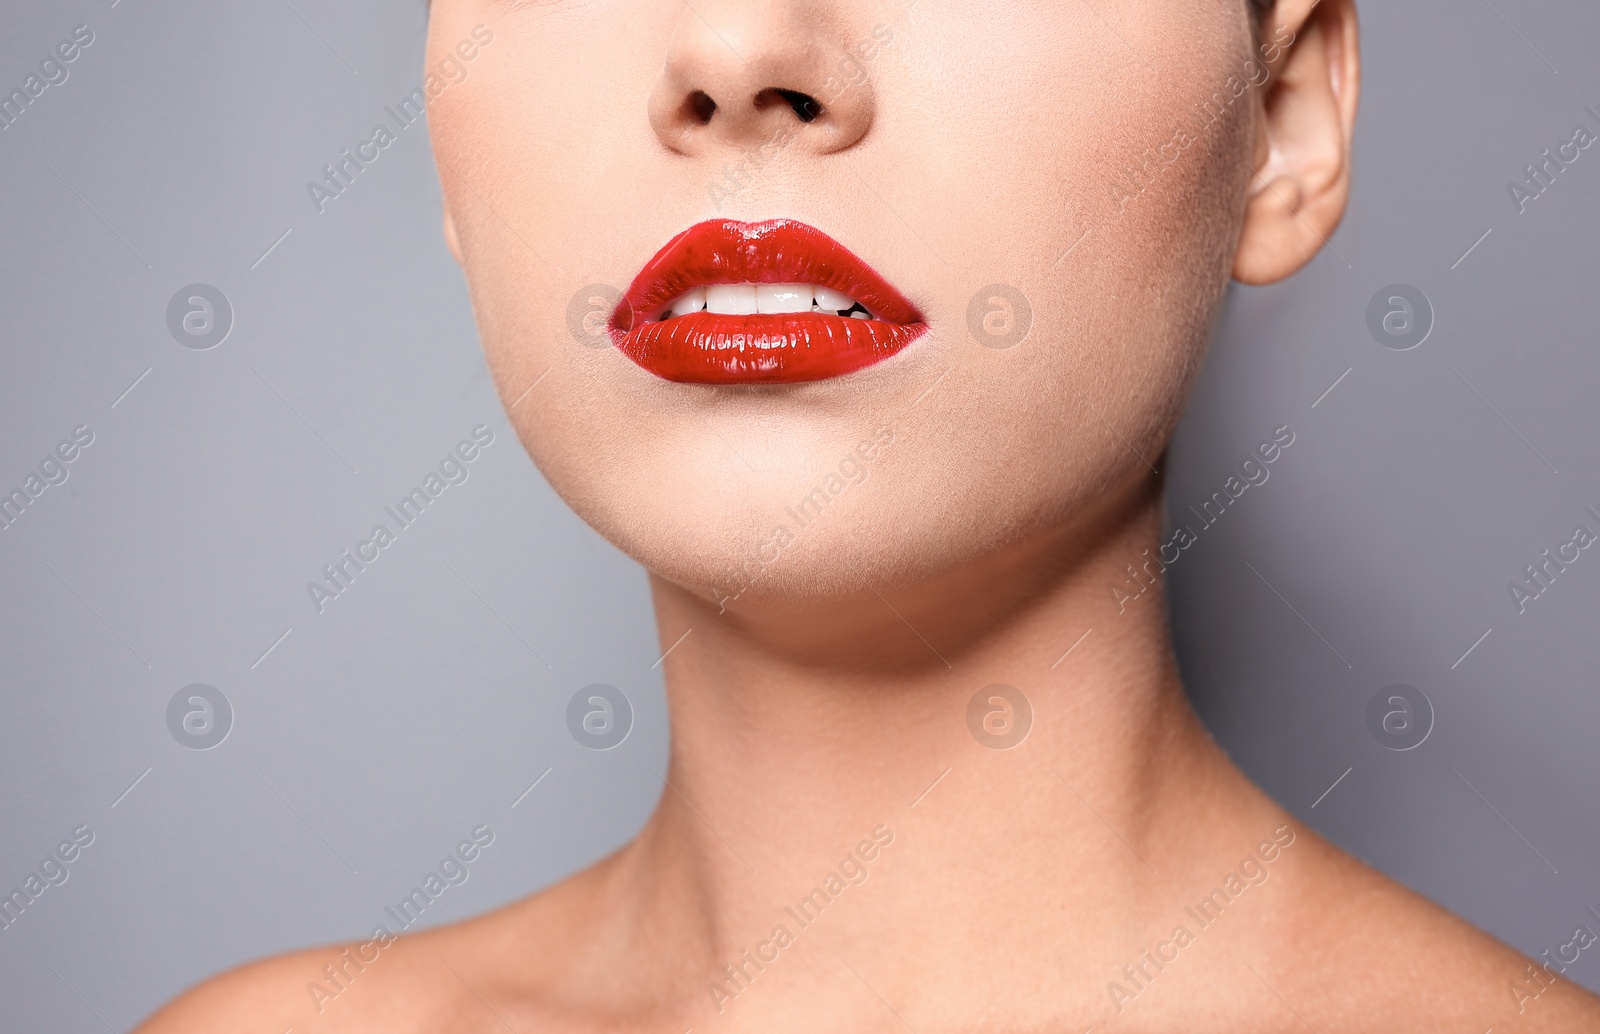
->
[615, 312, 925, 384]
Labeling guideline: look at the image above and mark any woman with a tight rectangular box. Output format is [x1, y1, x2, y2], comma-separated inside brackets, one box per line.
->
[141, 0, 1600, 1030]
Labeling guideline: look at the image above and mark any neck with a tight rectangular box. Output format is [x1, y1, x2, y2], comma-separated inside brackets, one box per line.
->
[602, 476, 1290, 1024]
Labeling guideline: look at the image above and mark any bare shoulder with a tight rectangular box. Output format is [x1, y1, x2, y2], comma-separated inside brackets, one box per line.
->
[1276, 828, 1600, 1032]
[131, 928, 469, 1034]
[134, 857, 620, 1034]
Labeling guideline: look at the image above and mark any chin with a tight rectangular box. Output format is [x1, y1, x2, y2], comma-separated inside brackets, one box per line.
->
[530, 396, 1114, 613]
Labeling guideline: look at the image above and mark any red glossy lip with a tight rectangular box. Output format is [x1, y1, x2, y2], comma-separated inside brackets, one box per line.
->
[610, 219, 926, 384]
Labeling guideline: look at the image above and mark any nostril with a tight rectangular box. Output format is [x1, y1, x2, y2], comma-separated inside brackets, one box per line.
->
[686, 90, 717, 124]
[757, 88, 823, 123]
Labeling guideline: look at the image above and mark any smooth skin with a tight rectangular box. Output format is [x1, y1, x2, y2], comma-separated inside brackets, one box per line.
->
[140, 0, 1600, 1031]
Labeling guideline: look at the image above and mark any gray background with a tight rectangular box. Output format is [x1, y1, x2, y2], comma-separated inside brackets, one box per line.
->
[0, 0, 1596, 1029]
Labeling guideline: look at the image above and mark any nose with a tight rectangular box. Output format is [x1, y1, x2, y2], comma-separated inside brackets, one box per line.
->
[647, 1, 874, 156]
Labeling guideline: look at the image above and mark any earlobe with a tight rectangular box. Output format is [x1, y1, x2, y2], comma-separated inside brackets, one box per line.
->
[443, 206, 463, 264]
[1232, 0, 1360, 285]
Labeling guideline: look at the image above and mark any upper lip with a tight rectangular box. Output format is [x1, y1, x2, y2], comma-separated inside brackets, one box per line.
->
[610, 219, 923, 334]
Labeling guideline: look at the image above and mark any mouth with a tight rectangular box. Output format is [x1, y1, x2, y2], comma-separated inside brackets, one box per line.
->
[610, 219, 927, 384]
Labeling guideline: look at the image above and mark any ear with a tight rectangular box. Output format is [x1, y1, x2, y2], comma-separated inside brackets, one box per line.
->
[1232, 0, 1360, 284]
[442, 205, 464, 264]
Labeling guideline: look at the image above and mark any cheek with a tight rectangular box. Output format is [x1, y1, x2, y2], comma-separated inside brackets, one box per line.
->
[429, 8, 696, 423]
[854, 8, 1251, 502]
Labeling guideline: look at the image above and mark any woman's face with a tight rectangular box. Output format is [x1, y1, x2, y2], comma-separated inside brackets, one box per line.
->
[426, 0, 1268, 607]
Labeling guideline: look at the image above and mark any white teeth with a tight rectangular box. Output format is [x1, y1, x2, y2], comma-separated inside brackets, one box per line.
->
[756, 283, 813, 314]
[704, 283, 759, 316]
[658, 283, 873, 320]
[812, 285, 855, 312]
[668, 286, 706, 317]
